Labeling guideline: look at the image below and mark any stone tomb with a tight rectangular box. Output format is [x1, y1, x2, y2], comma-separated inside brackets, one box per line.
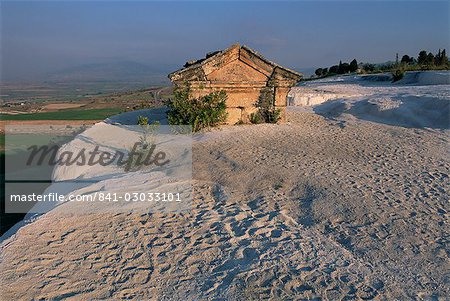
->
[168, 44, 302, 124]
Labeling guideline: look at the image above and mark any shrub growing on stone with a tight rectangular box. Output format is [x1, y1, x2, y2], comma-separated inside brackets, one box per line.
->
[166, 85, 228, 132]
[250, 87, 281, 124]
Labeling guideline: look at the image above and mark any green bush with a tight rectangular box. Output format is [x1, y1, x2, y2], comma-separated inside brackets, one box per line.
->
[250, 87, 281, 124]
[136, 115, 160, 143]
[392, 69, 405, 82]
[249, 112, 263, 124]
[137, 115, 149, 126]
[250, 108, 281, 124]
[166, 85, 228, 132]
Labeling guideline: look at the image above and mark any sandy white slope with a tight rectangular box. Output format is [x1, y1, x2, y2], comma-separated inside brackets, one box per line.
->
[289, 71, 450, 130]
[0, 73, 449, 300]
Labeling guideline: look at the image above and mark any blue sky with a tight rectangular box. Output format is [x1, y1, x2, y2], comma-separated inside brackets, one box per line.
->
[1, 0, 449, 81]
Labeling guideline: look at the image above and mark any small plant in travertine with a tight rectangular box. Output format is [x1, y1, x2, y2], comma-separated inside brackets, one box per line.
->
[121, 116, 162, 172]
[392, 69, 405, 82]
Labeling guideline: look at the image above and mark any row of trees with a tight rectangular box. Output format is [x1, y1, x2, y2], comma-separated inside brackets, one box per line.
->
[363, 49, 449, 73]
[315, 49, 449, 78]
[412, 49, 447, 66]
[315, 59, 358, 77]
[398, 49, 448, 66]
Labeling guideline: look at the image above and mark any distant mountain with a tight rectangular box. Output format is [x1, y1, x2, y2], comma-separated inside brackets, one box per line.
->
[295, 67, 316, 77]
[46, 61, 177, 86]
[374, 61, 396, 67]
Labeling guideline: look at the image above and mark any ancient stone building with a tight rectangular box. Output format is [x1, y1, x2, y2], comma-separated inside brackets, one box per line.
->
[168, 44, 302, 124]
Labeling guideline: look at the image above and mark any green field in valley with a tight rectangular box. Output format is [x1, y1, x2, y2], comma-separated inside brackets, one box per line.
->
[0, 108, 123, 120]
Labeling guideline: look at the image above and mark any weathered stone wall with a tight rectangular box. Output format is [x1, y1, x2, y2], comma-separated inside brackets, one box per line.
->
[188, 82, 269, 124]
[179, 83, 291, 124]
